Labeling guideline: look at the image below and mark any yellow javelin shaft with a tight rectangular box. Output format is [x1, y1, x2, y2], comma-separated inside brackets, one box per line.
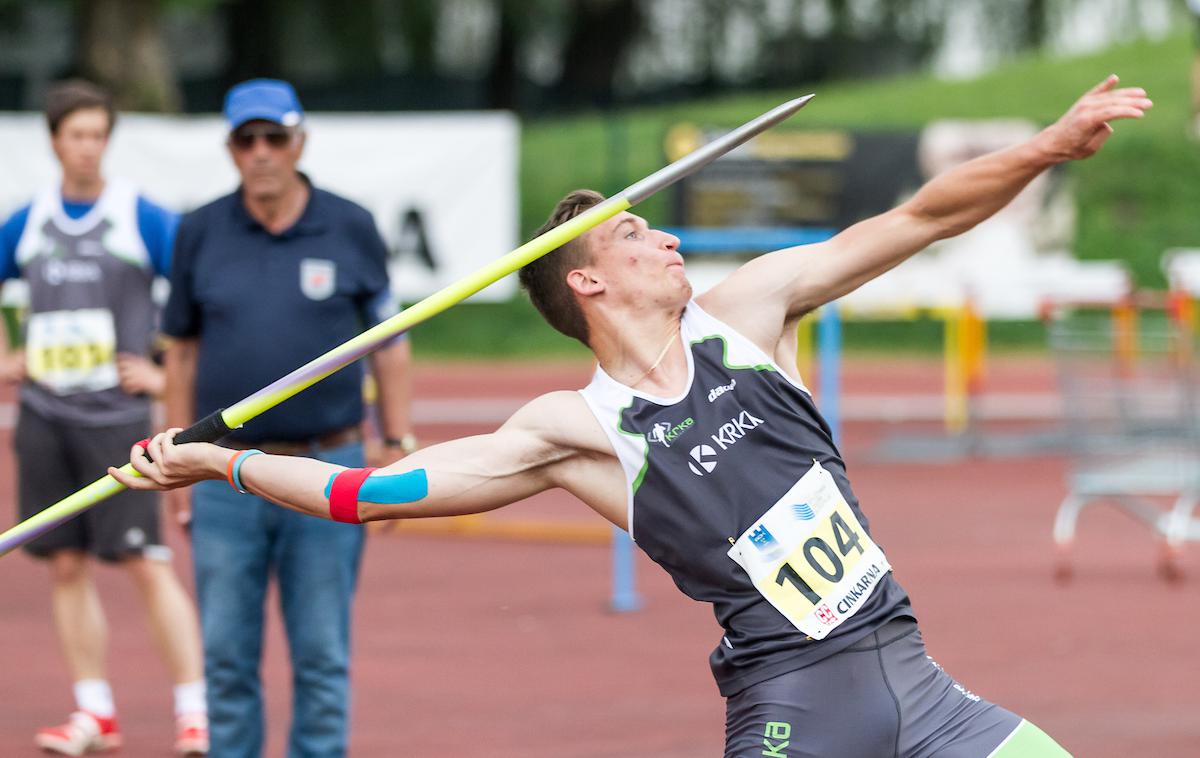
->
[0, 94, 814, 557]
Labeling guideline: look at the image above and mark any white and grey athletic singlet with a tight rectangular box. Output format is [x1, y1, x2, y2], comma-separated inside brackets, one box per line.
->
[14, 180, 158, 426]
[579, 301, 913, 696]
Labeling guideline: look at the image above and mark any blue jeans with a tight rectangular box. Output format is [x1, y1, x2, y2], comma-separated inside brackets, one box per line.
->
[191, 442, 366, 758]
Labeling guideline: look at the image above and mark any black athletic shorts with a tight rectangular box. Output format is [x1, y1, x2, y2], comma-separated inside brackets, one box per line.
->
[724, 617, 1069, 757]
[14, 403, 166, 563]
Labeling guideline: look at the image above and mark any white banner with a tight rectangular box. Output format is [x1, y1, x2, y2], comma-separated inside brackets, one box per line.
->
[0, 111, 519, 302]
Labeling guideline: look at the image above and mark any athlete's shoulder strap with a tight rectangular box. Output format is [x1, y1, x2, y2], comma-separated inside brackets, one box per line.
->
[682, 300, 772, 363]
[683, 300, 811, 394]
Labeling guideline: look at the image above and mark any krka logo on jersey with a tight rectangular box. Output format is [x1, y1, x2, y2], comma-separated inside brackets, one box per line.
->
[646, 417, 694, 447]
[687, 409, 767, 476]
[710, 409, 766, 450]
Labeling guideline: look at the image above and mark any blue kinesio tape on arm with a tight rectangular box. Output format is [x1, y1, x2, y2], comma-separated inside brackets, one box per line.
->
[323, 469, 429, 504]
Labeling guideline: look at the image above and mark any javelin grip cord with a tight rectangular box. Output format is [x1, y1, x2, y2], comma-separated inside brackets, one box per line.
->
[173, 408, 235, 445]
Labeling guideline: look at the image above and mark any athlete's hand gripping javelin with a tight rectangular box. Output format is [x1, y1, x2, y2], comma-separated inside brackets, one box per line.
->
[113, 387, 612, 528]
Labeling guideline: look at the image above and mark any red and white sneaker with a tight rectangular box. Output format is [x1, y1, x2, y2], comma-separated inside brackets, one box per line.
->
[34, 711, 122, 755]
[174, 712, 209, 756]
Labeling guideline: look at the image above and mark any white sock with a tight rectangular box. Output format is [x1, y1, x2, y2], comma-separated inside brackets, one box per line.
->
[173, 680, 207, 718]
[73, 679, 115, 718]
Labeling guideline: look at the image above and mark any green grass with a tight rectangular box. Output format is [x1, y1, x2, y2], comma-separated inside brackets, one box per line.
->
[521, 32, 1199, 270]
[426, 33, 1200, 358]
[409, 299, 591, 359]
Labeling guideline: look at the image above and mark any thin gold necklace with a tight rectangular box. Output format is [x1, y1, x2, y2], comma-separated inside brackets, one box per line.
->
[632, 329, 679, 386]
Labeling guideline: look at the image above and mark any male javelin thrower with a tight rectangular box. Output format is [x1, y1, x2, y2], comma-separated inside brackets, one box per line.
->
[114, 77, 1149, 756]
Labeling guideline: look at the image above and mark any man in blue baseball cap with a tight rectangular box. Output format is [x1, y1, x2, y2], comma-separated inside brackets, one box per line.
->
[223, 78, 305, 130]
[162, 78, 414, 758]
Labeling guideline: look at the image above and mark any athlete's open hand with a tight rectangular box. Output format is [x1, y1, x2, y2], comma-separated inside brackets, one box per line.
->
[108, 429, 228, 491]
[1038, 75, 1151, 163]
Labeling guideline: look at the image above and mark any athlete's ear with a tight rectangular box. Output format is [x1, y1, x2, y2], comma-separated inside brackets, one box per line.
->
[567, 268, 605, 297]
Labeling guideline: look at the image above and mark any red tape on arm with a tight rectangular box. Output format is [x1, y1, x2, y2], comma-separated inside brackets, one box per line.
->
[328, 467, 377, 524]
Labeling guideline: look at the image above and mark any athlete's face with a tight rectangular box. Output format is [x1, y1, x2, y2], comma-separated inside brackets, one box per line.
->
[51, 107, 110, 186]
[227, 119, 306, 201]
[572, 211, 690, 308]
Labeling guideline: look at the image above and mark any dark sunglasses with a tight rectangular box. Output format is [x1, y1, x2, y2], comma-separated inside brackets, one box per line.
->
[229, 126, 294, 151]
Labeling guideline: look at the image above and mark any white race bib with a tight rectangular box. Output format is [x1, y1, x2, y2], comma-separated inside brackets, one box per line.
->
[25, 308, 119, 395]
[728, 461, 892, 640]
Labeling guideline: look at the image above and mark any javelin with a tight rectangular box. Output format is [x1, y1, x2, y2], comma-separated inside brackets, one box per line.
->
[0, 94, 814, 557]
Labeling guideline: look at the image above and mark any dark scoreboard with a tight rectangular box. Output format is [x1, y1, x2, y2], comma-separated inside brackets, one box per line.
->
[667, 124, 924, 231]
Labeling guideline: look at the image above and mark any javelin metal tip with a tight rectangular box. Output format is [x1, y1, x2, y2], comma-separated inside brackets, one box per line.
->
[786, 94, 816, 110]
[622, 93, 818, 205]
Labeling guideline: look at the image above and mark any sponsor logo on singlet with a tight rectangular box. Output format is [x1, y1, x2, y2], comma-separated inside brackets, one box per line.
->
[688, 444, 718, 475]
[685, 409, 767, 476]
[710, 409, 765, 450]
[43, 258, 103, 286]
[647, 417, 695, 447]
[707, 378, 736, 402]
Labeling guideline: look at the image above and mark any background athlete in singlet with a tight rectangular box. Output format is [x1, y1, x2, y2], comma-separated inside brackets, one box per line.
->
[112, 76, 1150, 757]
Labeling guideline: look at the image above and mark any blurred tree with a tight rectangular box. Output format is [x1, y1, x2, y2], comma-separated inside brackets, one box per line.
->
[1023, 0, 1049, 50]
[977, 0, 1051, 53]
[223, 0, 285, 83]
[396, 0, 438, 75]
[555, 0, 644, 106]
[74, 0, 197, 111]
[485, 0, 522, 110]
[320, 0, 384, 78]
[17, 0, 1165, 116]
[754, 0, 945, 88]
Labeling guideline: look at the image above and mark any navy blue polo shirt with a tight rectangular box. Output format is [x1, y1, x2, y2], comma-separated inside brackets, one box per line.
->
[164, 179, 397, 443]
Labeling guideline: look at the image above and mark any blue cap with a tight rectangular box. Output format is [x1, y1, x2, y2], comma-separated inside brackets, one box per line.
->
[223, 79, 304, 131]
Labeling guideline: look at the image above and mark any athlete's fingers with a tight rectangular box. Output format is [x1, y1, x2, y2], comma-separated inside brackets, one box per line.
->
[161, 428, 192, 478]
[1105, 86, 1146, 98]
[1083, 90, 1146, 109]
[1084, 123, 1115, 153]
[108, 464, 157, 491]
[108, 465, 146, 490]
[1092, 93, 1152, 110]
[1089, 105, 1148, 123]
[118, 445, 164, 488]
[128, 443, 164, 480]
[148, 432, 171, 473]
[1087, 74, 1118, 95]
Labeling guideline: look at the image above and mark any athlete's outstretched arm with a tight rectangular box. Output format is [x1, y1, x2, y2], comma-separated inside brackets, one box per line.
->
[109, 391, 594, 523]
[702, 76, 1152, 339]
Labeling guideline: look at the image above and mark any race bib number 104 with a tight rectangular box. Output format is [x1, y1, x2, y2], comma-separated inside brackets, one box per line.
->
[727, 461, 891, 640]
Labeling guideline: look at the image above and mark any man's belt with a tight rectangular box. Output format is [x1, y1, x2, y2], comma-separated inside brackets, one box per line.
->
[226, 426, 362, 456]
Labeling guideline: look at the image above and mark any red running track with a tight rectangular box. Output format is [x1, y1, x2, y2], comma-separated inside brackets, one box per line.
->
[0, 357, 1197, 756]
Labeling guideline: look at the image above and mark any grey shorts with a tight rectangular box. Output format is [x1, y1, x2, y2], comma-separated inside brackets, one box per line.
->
[14, 403, 165, 563]
[725, 617, 1069, 757]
